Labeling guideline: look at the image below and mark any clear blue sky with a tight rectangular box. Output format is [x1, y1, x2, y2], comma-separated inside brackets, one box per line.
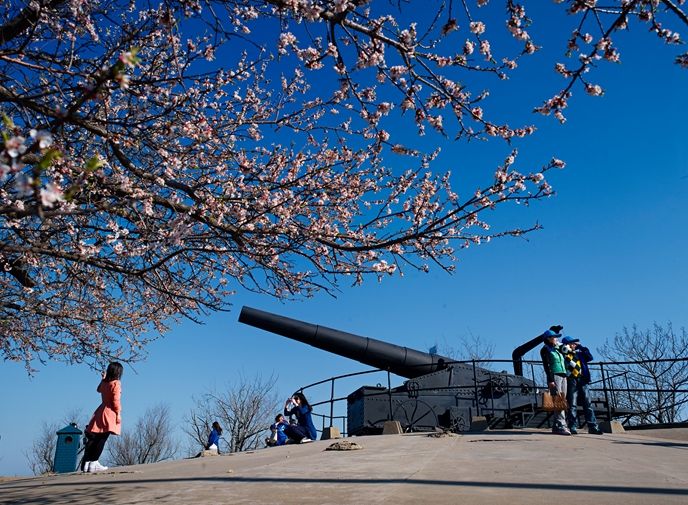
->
[1, 3, 686, 476]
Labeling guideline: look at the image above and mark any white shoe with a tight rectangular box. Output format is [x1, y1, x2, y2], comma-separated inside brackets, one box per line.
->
[299, 438, 312, 444]
[89, 461, 109, 472]
[82, 461, 91, 472]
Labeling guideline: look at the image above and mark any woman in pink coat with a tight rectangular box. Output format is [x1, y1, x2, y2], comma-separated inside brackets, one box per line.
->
[82, 362, 123, 472]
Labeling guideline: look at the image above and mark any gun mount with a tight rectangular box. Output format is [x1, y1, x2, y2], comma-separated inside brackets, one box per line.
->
[239, 306, 551, 435]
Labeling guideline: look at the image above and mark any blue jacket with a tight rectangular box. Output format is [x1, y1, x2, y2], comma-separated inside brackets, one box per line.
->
[206, 429, 220, 449]
[574, 346, 594, 383]
[285, 405, 317, 441]
[271, 421, 290, 445]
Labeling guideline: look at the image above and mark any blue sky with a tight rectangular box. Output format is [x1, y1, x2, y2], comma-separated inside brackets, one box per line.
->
[1, 3, 687, 476]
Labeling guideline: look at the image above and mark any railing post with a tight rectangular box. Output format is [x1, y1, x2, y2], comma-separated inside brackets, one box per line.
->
[387, 368, 393, 420]
[530, 362, 538, 406]
[505, 372, 512, 417]
[488, 369, 495, 418]
[624, 371, 634, 411]
[599, 362, 613, 422]
[330, 378, 335, 427]
[472, 359, 480, 417]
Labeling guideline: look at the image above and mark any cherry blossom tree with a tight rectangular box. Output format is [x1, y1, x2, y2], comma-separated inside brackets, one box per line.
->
[1, 0, 686, 372]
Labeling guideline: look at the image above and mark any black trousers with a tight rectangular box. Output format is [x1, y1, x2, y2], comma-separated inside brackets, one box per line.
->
[283, 424, 308, 442]
[82, 432, 110, 469]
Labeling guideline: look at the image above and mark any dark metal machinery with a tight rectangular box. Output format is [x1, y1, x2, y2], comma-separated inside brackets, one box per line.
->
[239, 306, 543, 435]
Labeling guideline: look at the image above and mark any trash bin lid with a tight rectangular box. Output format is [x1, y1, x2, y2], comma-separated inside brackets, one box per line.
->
[56, 424, 83, 435]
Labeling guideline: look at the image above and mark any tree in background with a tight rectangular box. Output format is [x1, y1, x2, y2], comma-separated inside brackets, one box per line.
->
[23, 407, 86, 475]
[597, 323, 688, 425]
[1, 1, 686, 371]
[105, 403, 179, 466]
[23, 420, 60, 475]
[438, 331, 496, 370]
[183, 373, 279, 454]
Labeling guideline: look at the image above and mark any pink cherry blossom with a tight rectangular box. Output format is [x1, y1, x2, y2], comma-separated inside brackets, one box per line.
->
[585, 83, 603, 96]
[0, 163, 11, 182]
[470, 21, 485, 35]
[29, 130, 53, 149]
[40, 183, 64, 208]
[119, 50, 139, 68]
[464, 40, 475, 55]
[4, 136, 27, 158]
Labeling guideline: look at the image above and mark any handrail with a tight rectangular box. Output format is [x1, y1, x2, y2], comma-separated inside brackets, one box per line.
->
[293, 357, 688, 436]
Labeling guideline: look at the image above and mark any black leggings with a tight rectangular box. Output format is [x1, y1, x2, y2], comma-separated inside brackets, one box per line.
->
[82, 432, 110, 468]
[284, 424, 309, 442]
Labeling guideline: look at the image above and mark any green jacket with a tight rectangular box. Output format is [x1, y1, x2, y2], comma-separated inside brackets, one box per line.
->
[540, 344, 565, 383]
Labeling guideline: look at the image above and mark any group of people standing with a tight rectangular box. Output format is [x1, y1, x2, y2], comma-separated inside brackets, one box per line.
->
[540, 328, 605, 436]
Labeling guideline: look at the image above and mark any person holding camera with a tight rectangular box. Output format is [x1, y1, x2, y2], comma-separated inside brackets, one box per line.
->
[283, 392, 317, 443]
[561, 336, 604, 435]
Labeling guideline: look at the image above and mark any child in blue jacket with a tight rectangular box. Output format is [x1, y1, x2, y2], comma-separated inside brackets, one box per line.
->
[267, 414, 290, 446]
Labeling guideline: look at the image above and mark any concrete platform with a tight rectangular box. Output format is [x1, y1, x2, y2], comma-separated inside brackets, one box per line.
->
[1, 429, 687, 505]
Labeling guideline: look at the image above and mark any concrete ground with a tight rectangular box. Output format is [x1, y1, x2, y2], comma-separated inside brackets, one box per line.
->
[2, 429, 687, 505]
[624, 427, 688, 442]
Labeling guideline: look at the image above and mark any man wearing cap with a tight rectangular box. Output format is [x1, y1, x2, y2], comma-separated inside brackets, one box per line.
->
[560, 336, 604, 435]
[540, 329, 571, 435]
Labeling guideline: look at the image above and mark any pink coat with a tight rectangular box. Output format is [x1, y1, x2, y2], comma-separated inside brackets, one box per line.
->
[86, 380, 122, 435]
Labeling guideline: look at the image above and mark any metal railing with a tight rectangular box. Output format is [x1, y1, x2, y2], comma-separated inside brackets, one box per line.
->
[294, 356, 688, 436]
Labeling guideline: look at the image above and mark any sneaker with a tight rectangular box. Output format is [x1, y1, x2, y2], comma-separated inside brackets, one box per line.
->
[88, 461, 109, 472]
[570, 427, 578, 435]
[82, 461, 91, 472]
[588, 427, 604, 435]
[558, 428, 571, 436]
[299, 438, 312, 444]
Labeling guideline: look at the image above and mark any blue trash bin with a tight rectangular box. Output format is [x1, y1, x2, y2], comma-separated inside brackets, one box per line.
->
[53, 423, 83, 473]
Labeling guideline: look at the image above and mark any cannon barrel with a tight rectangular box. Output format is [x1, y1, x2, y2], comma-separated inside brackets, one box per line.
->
[238, 306, 449, 379]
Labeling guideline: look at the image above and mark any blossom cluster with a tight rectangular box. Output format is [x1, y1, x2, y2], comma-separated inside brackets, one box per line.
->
[539, 0, 687, 122]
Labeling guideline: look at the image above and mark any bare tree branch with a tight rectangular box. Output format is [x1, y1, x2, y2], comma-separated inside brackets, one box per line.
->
[597, 323, 688, 425]
[183, 373, 280, 454]
[106, 403, 180, 466]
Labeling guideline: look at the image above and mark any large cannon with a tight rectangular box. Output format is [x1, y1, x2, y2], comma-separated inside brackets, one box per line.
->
[239, 306, 546, 434]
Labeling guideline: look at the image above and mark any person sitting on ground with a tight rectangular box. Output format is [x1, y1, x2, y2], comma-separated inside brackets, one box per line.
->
[206, 421, 223, 452]
[283, 392, 317, 443]
[560, 336, 604, 435]
[540, 329, 571, 436]
[266, 414, 290, 447]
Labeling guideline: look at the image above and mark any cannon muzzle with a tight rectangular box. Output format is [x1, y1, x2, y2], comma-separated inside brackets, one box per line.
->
[238, 306, 448, 379]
